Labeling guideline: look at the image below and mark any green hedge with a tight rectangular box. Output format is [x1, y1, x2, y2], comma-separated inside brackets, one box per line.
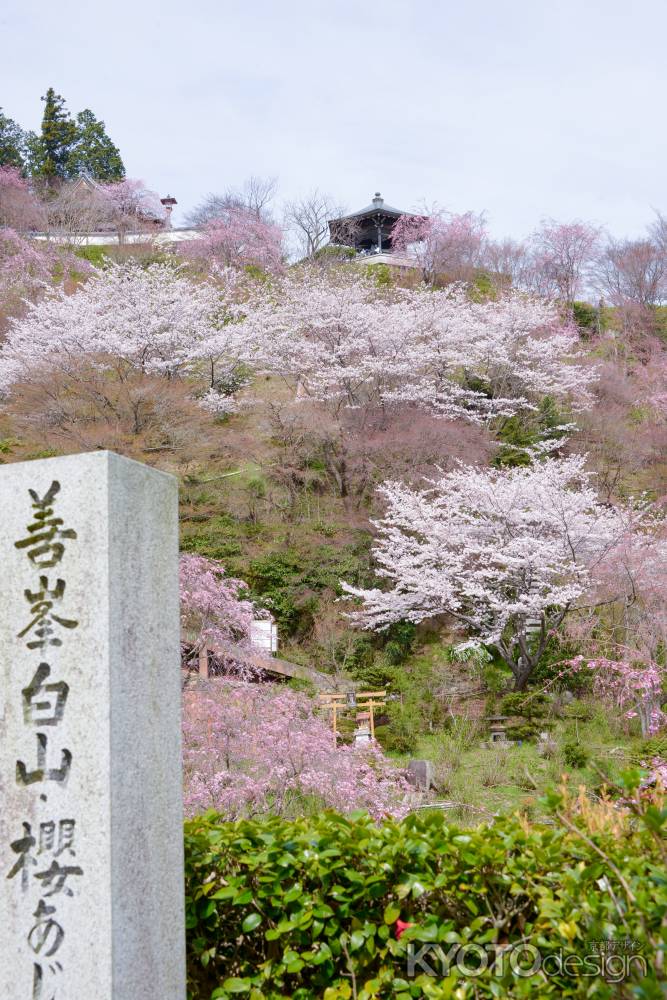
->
[184, 777, 666, 998]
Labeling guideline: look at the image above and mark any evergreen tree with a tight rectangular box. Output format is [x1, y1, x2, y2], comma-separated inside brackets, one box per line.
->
[67, 109, 125, 181]
[29, 88, 78, 184]
[0, 108, 28, 171]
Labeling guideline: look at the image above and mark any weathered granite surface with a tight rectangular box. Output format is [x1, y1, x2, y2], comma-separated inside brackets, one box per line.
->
[0, 451, 185, 999]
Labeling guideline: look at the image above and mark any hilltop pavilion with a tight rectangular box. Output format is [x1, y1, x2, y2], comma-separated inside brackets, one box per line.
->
[328, 192, 408, 253]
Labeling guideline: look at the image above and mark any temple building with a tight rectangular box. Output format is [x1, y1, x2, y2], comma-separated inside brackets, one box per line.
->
[328, 192, 407, 254]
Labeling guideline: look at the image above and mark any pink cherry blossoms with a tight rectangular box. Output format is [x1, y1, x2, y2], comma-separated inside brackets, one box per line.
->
[0, 260, 252, 399]
[242, 268, 595, 423]
[101, 178, 166, 241]
[0, 167, 44, 231]
[391, 209, 487, 284]
[567, 655, 666, 737]
[343, 454, 633, 689]
[0, 227, 54, 300]
[0, 226, 90, 324]
[179, 553, 253, 650]
[181, 205, 284, 274]
[182, 680, 415, 820]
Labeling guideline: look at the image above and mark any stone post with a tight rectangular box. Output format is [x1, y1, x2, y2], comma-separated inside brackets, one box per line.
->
[0, 451, 185, 999]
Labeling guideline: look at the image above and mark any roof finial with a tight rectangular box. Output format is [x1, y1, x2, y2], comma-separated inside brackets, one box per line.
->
[372, 192, 383, 207]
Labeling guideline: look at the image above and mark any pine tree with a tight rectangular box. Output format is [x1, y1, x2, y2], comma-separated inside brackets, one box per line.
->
[67, 109, 125, 181]
[0, 107, 28, 171]
[29, 88, 78, 185]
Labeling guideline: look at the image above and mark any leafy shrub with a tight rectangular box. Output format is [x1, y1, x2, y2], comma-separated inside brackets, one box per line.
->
[500, 691, 551, 719]
[481, 662, 511, 694]
[562, 740, 589, 769]
[365, 262, 393, 286]
[246, 544, 371, 637]
[641, 729, 667, 759]
[572, 300, 599, 332]
[351, 657, 396, 692]
[563, 698, 594, 721]
[74, 244, 110, 267]
[184, 776, 666, 998]
[505, 721, 540, 742]
[376, 702, 420, 754]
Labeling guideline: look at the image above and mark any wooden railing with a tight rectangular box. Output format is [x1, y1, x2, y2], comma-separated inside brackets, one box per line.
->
[182, 631, 333, 689]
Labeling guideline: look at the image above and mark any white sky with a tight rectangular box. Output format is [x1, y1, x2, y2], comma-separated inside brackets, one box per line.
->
[1, 0, 665, 236]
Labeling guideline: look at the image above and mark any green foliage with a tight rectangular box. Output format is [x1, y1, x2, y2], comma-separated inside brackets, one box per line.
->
[26, 91, 125, 183]
[505, 721, 540, 741]
[66, 108, 125, 181]
[313, 244, 356, 261]
[468, 269, 496, 302]
[500, 692, 550, 719]
[74, 245, 110, 267]
[365, 262, 393, 287]
[0, 106, 28, 170]
[383, 621, 416, 664]
[184, 785, 667, 998]
[492, 396, 568, 469]
[481, 660, 511, 695]
[562, 740, 589, 769]
[492, 415, 534, 467]
[345, 635, 377, 679]
[0, 437, 17, 455]
[376, 701, 421, 753]
[23, 447, 60, 461]
[244, 543, 373, 637]
[571, 300, 599, 333]
[562, 698, 594, 722]
[29, 88, 78, 183]
[636, 729, 667, 762]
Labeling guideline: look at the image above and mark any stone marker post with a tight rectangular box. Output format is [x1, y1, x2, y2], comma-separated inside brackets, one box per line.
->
[0, 451, 186, 999]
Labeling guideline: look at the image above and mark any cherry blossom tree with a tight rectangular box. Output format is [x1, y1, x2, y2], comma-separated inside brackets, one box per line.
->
[101, 178, 166, 243]
[244, 268, 595, 425]
[0, 260, 252, 404]
[593, 236, 667, 308]
[567, 655, 666, 737]
[186, 175, 278, 226]
[0, 167, 44, 231]
[391, 208, 487, 285]
[181, 205, 284, 274]
[182, 680, 414, 820]
[0, 227, 54, 300]
[0, 226, 89, 325]
[387, 286, 595, 421]
[180, 553, 253, 652]
[482, 237, 532, 294]
[43, 181, 110, 245]
[563, 521, 667, 735]
[343, 455, 634, 689]
[529, 219, 601, 305]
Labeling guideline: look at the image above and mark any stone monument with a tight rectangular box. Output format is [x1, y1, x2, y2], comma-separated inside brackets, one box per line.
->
[0, 451, 186, 999]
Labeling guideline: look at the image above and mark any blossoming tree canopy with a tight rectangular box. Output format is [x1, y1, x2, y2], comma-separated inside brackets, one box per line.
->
[391, 208, 487, 283]
[182, 680, 414, 820]
[243, 268, 596, 422]
[342, 455, 631, 689]
[181, 204, 284, 274]
[0, 260, 253, 396]
[0, 226, 91, 321]
[179, 553, 253, 650]
[0, 167, 44, 231]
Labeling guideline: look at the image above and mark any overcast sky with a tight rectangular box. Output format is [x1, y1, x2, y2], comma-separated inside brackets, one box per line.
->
[2, 0, 665, 236]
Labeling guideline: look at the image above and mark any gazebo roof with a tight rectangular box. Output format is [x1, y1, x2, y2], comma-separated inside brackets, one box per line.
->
[331, 192, 407, 222]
